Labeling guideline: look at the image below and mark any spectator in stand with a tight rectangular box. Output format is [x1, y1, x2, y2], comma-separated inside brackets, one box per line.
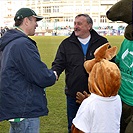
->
[0, 27, 5, 37]
[4, 26, 9, 32]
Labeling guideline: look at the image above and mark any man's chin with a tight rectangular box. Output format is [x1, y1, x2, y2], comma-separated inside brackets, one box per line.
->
[74, 32, 79, 37]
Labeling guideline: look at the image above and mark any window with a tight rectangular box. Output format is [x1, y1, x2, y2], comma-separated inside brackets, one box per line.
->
[44, 17, 50, 22]
[53, 6, 59, 13]
[63, 17, 73, 22]
[100, 15, 107, 23]
[43, 7, 51, 13]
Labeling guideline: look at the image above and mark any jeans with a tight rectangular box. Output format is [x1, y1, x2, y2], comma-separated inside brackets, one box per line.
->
[9, 118, 40, 133]
[66, 95, 80, 133]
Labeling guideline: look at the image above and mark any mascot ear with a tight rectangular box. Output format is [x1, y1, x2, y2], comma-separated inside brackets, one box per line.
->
[84, 59, 96, 74]
[105, 46, 117, 60]
[124, 24, 133, 41]
[94, 43, 109, 61]
[94, 43, 117, 61]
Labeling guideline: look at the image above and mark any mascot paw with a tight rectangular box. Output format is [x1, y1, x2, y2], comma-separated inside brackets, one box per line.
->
[76, 91, 90, 104]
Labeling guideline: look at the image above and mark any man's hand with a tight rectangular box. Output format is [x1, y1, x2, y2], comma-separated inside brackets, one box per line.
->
[76, 91, 90, 104]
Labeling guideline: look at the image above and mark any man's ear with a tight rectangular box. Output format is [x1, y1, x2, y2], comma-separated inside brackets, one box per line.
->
[88, 23, 93, 31]
[24, 17, 30, 26]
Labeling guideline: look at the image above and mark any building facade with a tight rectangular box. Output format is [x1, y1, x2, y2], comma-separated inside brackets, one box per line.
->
[1, 0, 126, 34]
[26, 0, 126, 30]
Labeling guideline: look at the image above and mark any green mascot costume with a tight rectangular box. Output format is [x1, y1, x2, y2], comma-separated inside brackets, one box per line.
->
[106, 0, 133, 133]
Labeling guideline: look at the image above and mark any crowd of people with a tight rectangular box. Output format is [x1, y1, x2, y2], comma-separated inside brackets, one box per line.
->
[0, 26, 9, 37]
[0, 7, 132, 133]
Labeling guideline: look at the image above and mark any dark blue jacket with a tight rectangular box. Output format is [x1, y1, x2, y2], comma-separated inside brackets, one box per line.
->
[0, 29, 56, 121]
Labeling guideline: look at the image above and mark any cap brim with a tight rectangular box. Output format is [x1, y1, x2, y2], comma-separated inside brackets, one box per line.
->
[33, 15, 43, 21]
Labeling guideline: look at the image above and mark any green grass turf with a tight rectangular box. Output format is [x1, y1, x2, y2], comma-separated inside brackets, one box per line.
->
[0, 35, 124, 133]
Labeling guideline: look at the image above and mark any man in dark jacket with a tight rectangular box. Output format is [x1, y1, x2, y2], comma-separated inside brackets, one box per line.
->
[0, 8, 57, 133]
[52, 14, 108, 133]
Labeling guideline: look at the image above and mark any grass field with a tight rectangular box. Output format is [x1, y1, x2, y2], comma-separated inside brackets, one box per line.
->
[0, 35, 124, 133]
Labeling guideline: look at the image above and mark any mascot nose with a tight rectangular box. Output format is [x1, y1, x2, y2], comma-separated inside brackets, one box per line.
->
[106, 10, 110, 17]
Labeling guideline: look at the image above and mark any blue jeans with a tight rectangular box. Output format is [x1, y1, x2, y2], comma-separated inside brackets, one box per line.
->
[9, 118, 40, 133]
[66, 95, 80, 133]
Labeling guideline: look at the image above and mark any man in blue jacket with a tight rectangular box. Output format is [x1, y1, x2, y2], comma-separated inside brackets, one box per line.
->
[0, 8, 57, 133]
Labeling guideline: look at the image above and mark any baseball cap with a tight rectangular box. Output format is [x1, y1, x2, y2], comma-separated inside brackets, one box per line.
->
[14, 8, 43, 21]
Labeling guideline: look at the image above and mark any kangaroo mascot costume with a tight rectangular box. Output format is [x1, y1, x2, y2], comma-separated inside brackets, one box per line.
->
[71, 43, 122, 133]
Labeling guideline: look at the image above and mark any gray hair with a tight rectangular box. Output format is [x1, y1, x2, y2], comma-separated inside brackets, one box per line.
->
[75, 14, 93, 25]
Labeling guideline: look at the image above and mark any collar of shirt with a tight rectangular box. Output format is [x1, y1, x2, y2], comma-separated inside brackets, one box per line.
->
[78, 35, 91, 45]
[13, 26, 26, 35]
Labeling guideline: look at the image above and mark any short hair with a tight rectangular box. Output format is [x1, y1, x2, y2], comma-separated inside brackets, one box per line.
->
[75, 14, 93, 25]
[14, 19, 24, 26]
[14, 16, 33, 26]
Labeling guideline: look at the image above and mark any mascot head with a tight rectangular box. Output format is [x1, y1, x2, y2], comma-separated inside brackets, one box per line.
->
[106, 0, 133, 40]
[84, 43, 121, 97]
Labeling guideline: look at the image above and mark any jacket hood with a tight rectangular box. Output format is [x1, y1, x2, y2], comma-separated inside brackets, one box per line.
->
[0, 29, 27, 51]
